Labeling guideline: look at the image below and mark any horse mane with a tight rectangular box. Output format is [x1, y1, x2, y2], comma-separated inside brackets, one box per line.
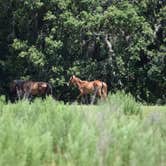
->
[75, 77, 82, 82]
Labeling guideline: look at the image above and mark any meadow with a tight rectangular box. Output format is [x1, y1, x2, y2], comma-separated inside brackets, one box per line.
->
[0, 92, 165, 166]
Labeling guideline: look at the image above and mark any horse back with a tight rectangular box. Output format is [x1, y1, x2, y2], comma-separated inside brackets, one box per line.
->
[30, 82, 49, 95]
[93, 80, 103, 88]
[38, 82, 47, 88]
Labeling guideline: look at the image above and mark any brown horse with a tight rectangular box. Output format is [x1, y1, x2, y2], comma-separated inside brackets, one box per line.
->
[69, 75, 107, 103]
[23, 81, 52, 100]
[9, 80, 52, 102]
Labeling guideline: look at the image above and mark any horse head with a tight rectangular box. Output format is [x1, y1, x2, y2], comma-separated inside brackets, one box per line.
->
[69, 75, 78, 86]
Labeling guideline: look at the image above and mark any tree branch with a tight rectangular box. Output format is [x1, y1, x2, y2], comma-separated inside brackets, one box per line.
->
[104, 34, 114, 53]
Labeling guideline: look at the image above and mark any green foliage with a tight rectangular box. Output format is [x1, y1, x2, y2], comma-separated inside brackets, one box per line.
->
[0, 0, 165, 103]
[0, 96, 166, 165]
[12, 39, 29, 51]
[106, 91, 142, 115]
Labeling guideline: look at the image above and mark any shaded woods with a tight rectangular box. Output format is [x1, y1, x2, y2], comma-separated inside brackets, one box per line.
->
[0, 0, 165, 104]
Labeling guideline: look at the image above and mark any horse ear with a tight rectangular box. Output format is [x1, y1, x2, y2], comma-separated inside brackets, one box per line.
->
[70, 75, 73, 80]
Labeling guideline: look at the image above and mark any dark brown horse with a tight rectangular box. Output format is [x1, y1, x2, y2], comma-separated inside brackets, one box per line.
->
[9, 80, 52, 102]
[69, 75, 107, 103]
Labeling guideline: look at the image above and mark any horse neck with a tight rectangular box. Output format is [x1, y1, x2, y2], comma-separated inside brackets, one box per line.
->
[74, 78, 84, 88]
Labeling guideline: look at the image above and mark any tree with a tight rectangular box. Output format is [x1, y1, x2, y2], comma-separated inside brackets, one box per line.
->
[0, 0, 165, 103]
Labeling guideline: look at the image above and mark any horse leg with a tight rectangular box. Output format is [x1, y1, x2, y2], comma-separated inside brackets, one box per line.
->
[17, 87, 24, 100]
[19, 90, 24, 100]
[85, 95, 89, 104]
[24, 91, 31, 101]
[25, 92, 33, 103]
[42, 94, 46, 100]
[77, 93, 84, 104]
[5, 95, 8, 103]
[23, 92, 27, 100]
[91, 88, 98, 104]
[16, 87, 21, 101]
[82, 95, 87, 104]
[5, 91, 9, 103]
[77, 93, 82, 100]
[101, 83, 107, 100]
[98, 88, 103, 100]
[29, 95, 34, 103]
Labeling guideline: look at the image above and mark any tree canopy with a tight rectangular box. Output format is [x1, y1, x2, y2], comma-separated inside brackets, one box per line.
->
[0, 0, 165, 103]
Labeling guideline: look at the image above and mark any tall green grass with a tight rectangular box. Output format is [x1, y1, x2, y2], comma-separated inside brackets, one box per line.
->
[0, 93, 165, 166]
[104, 91, 142, 115]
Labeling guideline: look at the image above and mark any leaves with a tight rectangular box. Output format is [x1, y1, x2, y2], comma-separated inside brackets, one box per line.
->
[0, 0, 165, 103]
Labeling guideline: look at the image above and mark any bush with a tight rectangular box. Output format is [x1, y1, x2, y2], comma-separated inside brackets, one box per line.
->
[0, 96, 165, 166]
[105, 91, 142, 115]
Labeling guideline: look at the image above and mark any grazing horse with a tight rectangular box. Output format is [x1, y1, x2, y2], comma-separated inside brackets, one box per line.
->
[69, 75, 107, 103]
[8, 80, 52, 102]
[23, 81, 52, 100]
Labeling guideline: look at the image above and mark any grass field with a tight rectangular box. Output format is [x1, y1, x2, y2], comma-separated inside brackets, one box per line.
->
[0, 92, 165, 166]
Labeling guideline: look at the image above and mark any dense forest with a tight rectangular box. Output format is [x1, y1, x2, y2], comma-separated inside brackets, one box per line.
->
[0, 0, 165, 104]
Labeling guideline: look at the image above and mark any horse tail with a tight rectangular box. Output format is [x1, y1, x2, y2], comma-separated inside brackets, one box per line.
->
[101, 82, 108, 98]
[46, 83, 53, 96]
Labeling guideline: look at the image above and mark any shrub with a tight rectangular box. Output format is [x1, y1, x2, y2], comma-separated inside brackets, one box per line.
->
[0, 96, 165, 166]
[105, 91, 142, 115]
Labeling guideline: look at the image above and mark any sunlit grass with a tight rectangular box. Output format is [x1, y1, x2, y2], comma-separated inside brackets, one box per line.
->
[0, 93, 165, 166]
